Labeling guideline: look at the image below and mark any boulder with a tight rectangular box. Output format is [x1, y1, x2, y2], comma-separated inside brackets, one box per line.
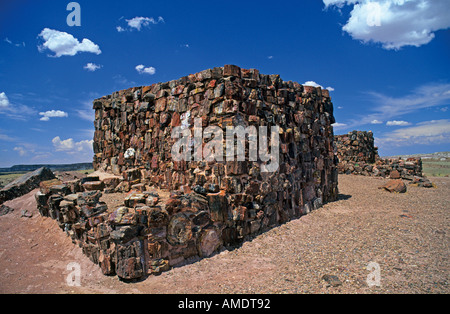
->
[379, 179, 407, 193]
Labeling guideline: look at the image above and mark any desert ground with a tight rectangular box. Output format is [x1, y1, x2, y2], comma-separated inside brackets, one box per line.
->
[0, 174, 448, 294]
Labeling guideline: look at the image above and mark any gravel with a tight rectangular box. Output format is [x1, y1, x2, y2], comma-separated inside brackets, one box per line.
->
[0, 175, 448, 294]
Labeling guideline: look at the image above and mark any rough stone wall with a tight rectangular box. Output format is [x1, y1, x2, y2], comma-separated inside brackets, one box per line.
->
[36, 65, 339, 280]
[335, 131, 378, 164]
[335, 131, 422, 178]
[92, 64, 338, 205]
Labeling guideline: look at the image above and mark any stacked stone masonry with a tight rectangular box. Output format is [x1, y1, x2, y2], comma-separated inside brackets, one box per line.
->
[335, 131, 422, 178]
[36, 65, 339, 280]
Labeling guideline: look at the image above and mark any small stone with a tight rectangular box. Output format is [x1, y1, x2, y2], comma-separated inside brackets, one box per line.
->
[20, 209, 33, 218]
[0, 205, 14, 216]
[321, 274, 342, 287]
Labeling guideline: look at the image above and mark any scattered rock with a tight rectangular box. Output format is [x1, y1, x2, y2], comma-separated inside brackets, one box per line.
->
[82, 181, 105, 191]
[321, 274, 342, 287]
[20, 210, 33, 218]
[379, 179, 407, 193]
[390, 170, 401, 179]
[409, 176, 434, 188]
[0, 204, 14, 216]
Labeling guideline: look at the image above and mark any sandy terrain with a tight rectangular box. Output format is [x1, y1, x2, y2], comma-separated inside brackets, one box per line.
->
[0, 174, 448, 294]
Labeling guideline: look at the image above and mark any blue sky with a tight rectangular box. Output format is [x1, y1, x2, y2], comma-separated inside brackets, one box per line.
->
[0, 0, 449, 167]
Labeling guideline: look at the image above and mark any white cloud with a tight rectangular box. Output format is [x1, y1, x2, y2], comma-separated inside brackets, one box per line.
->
[348, 82, 450, 128]
[303, 81, 334, 91]
[52, 136, 93, 153]
[84, 63, 102, 72]
[14, 147, 27, 157]
[117, 16, 165, 32]
[370, 119, 383, 124]
[39, 110, 68, 121]
[38, 28, 101, 57]
[0, 133, 16, 142]
[52, 136, 74, 151]
[136, 64, 156, 75]
[0, 92, 36, 120]
[76, 101, 95, 122]
[386, 120, 411, 126]
[4, 37, 25, 47]
[304, 81, 322, 88]
[324, 0, 450, 50]
[377, 119, 450, 146]
[0, 92, 10, 108]
[332, 122, 348, 130]
[268, 56, 274, 59]
[74, 139, 94, 153]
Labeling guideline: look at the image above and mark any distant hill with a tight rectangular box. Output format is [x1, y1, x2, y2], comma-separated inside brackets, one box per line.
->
[383, 152, 450, 160]
[0, 163, 93, 174]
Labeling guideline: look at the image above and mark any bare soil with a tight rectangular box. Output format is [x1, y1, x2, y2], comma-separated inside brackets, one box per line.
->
[0, 175, 448, 294]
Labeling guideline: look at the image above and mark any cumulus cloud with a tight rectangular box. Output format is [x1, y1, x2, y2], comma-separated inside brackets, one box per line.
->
[136, 64, 156, 75]
[0, 92, 10, 108]
[377, 119, 450, 146]
[52, 136, 93, 153]
[117, 16, 165, 32]
[324, 0, 450, 49]
[84, 63, 102, 72]
[386, 120, 411, 126]
[39, 110, 68, 121]
[304, 81, 322, 88]
[38, 28, 101, 57]
[370, 119, 383, 124]
[52, 136, 74, 151]
[303, 81, 335, 91]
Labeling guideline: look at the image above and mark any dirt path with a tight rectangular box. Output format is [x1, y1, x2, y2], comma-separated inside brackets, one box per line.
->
[0, 175, 448, 294]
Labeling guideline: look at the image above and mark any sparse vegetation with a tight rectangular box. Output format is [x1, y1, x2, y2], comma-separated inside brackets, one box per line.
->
[422, 159, 450, 177]
[0, 172, 28, 189]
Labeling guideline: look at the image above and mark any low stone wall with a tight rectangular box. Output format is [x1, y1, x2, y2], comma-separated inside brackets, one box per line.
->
[36, 167, 336, 280]
[337, 157, 423, 179]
